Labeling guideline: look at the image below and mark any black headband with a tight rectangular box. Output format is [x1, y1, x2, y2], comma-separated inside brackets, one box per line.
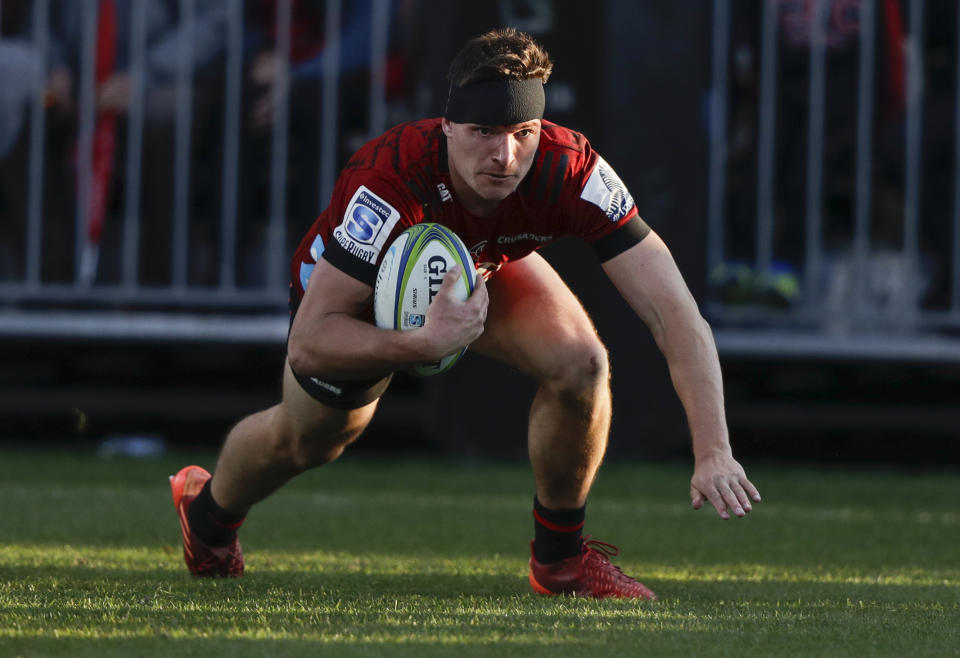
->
[444, 78, 545, 126]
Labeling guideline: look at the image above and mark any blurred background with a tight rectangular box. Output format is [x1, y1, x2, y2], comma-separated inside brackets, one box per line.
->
[1, 0, 957, 466]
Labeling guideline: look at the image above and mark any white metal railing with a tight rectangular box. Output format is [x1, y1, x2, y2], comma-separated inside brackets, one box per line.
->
[4, 0, 960, 358]
[707, 0, 960, 359]
[0, 0, 390, 341]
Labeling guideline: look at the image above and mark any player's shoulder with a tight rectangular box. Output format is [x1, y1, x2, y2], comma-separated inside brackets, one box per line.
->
[538, 120, 590, 157]
[533, 120, 599, 182]
[342, 118, 443, 177]
[518, 120, 598, 203]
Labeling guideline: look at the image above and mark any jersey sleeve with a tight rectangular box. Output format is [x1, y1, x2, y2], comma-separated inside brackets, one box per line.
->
[564, 144, 651, 261]
[321, 169, 422, 285]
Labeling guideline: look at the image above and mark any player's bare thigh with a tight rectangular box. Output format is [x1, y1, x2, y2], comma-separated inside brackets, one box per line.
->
[279, 359, 380, 450]
[471, 252, 607, 381]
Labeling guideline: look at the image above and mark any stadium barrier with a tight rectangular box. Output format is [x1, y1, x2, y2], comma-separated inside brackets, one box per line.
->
[0, 0, 392, 343]
[1, 0, 959, 362]
[707, 0, 960, 361]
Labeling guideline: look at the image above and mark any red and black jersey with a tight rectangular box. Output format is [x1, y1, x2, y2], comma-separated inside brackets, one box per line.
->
[290, 118, 649, 302]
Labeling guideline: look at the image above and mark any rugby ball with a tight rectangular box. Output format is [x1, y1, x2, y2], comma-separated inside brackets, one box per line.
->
[374, 223, 477, 376]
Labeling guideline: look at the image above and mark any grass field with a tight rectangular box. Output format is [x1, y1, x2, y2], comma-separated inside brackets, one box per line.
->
[0, 448, 958, 657]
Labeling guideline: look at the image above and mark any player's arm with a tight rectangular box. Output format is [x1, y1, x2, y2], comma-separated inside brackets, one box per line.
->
[600, 230, 761, 519]
[287, 258, 488, 380]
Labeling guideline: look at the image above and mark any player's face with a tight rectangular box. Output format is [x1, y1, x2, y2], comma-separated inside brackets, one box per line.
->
[442, 118, 541, 216]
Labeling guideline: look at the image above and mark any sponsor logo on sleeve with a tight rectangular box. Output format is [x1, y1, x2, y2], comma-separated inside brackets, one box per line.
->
[579, 156, 635, 222]
[333, 186, 402, 264]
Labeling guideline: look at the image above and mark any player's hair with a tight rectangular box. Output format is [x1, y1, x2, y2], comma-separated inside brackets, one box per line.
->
[447, 28, 553, 87]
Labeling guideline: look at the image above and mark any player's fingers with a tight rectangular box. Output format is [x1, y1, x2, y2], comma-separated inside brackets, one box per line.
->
[702, 487, 729, 520]
[690, 486, 705, 510]
[729, 481, 753, 513]
[435, 265, 463, 298]
[443, 264, 462, 281]
[741, 477, 762, 503]
[718, 483, 746, 518]
[470, 271, 489, 306]
[472, 269, 487, 294]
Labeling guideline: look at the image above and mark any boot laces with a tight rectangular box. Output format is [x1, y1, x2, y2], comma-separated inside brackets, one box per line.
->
[581, 537, 645, 590]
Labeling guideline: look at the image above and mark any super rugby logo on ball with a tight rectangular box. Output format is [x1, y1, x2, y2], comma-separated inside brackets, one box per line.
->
[374, 224, 477, 376]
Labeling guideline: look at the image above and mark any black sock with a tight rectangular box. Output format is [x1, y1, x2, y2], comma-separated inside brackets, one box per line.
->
[187, 480, 246, 547]
[532, 496, 585, 564]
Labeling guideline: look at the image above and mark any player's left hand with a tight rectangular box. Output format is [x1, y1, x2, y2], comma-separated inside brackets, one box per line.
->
[690, 452, 761, 520]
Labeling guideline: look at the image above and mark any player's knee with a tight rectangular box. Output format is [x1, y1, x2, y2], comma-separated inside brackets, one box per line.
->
[264, 413, 341, 472]
[276, 404, 374, 472]
[540, 335, 609, 400]
[287, 432, 343, 471]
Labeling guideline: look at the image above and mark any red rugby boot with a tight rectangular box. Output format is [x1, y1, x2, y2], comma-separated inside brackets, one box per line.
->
[528, 538, 656, 600]
[169, 465, 244, 577]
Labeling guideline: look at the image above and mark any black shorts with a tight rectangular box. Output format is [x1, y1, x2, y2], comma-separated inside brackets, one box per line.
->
[288, 290, 392, 409]
[290, 365, 393, 409]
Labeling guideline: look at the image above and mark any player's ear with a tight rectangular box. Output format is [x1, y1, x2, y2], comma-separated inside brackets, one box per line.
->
[441, 118, 455, 137]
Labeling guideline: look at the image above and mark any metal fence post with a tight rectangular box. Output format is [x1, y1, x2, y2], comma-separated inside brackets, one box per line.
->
[267, 0, 291, 292]
[319, 0, 343, 213]
[803, 0, 830, 309]
[122, 0, 147, 289]
[172, 0, 196, 290]
[755, 0, 779, 275]
[902, 0, 925, 324]
[25, 0, 51, 290]
[75, 0, 98, 285]
[707, 0, 730, 283]
[852, 0, 876, 318]
[219, 0, 244, 291]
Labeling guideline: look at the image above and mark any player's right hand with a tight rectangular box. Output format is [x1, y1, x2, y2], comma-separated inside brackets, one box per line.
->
[422, 265, 488, 359]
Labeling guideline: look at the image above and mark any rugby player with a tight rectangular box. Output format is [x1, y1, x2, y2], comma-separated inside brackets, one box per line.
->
[171, 27, 761, 598]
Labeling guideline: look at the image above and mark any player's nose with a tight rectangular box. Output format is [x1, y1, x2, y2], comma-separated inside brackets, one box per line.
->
[491, 134, 516, 167]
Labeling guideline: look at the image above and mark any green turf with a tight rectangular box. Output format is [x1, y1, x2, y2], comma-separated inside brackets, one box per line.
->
[0, 449, 957, 657]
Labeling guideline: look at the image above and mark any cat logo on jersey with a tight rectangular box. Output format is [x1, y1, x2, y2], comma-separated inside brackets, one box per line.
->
[334, 185, 401, 264]
[580, 156, 635, 222]
[436, 182, 452, 202]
